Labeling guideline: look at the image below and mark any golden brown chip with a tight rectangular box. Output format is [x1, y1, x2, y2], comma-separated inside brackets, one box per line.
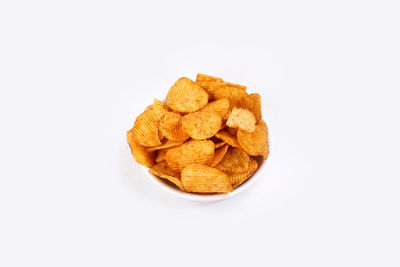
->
[201, 98, 230, 120]
[144, 105, 153, 112]
[182, 110, 222, 140]
[228, 158, 258, 188]
[225, 82, 246, 91]
[152, 99, 169, 122]
[181, 164, 232, 193]
[214, 142, 226, 149]
[237, 120, 269, 158]
[147, 139, 184, 152]
[155, 149, 167, 162]
[249, 93, 262, 122]
[196, 81, 227, 97]
[131, 110, 162, 147]
[215, 131, 240, 148]
[211, 144, 229, 167]
[215, 147, 250, 174]
[166, 77, 208, 113]
[196, 73, 223, 82]
[159, 112, 189, 142]
[149, 161, 184, 190]
[127, 130, 156, 167]
[226, 107, 256, 133]
[214, 86, 248, 110]
[166, 140, 215, 172]
[227, 127, 237, 136]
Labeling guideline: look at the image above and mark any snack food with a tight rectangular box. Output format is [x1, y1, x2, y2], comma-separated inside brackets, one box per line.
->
[127, 74, 269, 194]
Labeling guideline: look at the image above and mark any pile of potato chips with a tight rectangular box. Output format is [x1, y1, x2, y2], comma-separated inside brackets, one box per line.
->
[127, 74, 269, 194]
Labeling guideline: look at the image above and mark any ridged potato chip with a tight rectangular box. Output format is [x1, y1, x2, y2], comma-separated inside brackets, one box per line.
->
[228, 158, 258, 188]
[181, 164, 232, 193]
[226, 107, 256, 133]
[144, 105, 153, 112]
[127, 130, 156, 167]
[201, 98, 230, 120]
[152, 99, 170, 122]
[166, 77, 208, 113]
[237, 120, 269, 158]
[149, 161, 184, 190]
[131, 110, 162, 147]
[196, 81, 227, 97]
[211, 144, 229, 167]
[159, 112, 189, 142]
[215, 131, 240, 148]
[214, 142, 226, 149]
[155, 149, 167, 162]
[215, 147, 250, 174]
[182, 110, 222, 140]
[214, 86, 248, 109]
[196, 73, 223, 82]
[147, 139, 184, 152]
[225, 82, 246, 91]
[166, 140, 215, 172]
[249, 93, 262, 122]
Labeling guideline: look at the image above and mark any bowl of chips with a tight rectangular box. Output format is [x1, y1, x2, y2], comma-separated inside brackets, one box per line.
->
[127, 74, 270, 201]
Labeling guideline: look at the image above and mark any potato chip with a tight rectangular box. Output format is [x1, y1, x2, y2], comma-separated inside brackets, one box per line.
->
[127, 130, 156, 167]
[215, 130, 240, 148]
[201, 98, 230, 120]
[182, 110, 222, 140]
[249, 93, 262, 122]
[155, 149, 167, 162]
[149, 161, 184, 190]
[215, 147, 250, 174]
[237, 120, 269, 158]
[147, 139, 184, 152]
[196, 81, 227, 97]
[152, 99, 170, 122]
[227, 127, 237, 136]
[181, 164, 232, 193]
[144, 105, 153, 112]
[131, 110, 162, 147]
[229, 158, 258, 188]
[211, 144, 229, 167]
[225, 82, 246, 91]
[226, 107, 256, 133]
[213, 86, 249, 109]
[196, 73, 223, 82]
[166, 140, 215, 172]
[166, 77, 208, 113]
[159, 112, 189, 142]
[214, 142, 226, 149]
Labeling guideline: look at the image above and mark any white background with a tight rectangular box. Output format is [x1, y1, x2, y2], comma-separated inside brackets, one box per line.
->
[1, 0, 399, 266]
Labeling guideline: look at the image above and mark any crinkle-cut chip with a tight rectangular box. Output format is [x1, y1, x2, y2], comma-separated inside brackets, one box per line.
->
[229, 158, 258, 188]
[225, 82, 246, 91]
[211, 144, 229, 167]
[149, 161, 184, 190]
[196, 73, 223, 82]
[214, 86, 249, 110]
[129, 138, 156, 168]
[166, 77, 208, 113]
[131, 110, 162, 147]
[249, 93, 262, 122]
[147, 139, 184, 152]
[166, 140, 215, 172]
[159, 112, 189, 142]
[181, 164, 232, 193]
[196, 81, 227, 96]
[215, 147, 250, 174]
[215, 131, 240, 148]
[201, 98, 230, 120]
[237, 120, 269, 158]
[155, 149, 167, 162]
[182, 110, 222, 140]
[152, 99, 170, 122]
[226, 107, 256, 133]
[144, 105, 153, 112]
[214, 142, 226, 149]
[227, 127, 238, 136]
[127, 129, 135, 147]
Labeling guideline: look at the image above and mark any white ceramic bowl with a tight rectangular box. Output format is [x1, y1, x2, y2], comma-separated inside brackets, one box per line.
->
[143, 126, 271, 201]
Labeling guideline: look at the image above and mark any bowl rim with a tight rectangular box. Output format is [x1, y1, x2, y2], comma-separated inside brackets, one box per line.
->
[143, 124, 272, 202]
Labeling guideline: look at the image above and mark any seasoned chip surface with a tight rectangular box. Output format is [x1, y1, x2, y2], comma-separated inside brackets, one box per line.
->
[166, 77, 208, 113]
[182, 110, 222, 140]
[249, 93, 262, 122]
[215, 131, 240, 148]
[181, 164, 233, 193]
[215, 147, 250, 174]
[149, 161, 184, 190]
[226, 107, 256, 133]
[159, 112, 189, 142]
[147, 139, 184, 152]
[201, 98, 230, 120]
[211, 144, 229, 167]
[165, 140, 215, 172]
[229, 158, 258, 188]
[237, 120, 269, 158]
[127, 130, 156, 167]
[131, 110, 162, 147]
